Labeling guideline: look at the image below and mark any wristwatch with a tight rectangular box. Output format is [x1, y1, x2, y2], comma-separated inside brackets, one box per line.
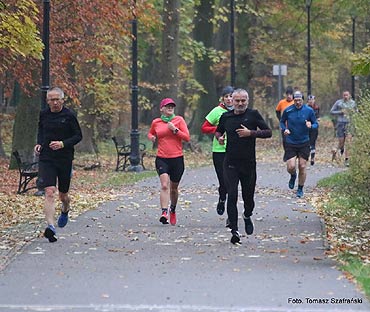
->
[173, 128, 179, 134]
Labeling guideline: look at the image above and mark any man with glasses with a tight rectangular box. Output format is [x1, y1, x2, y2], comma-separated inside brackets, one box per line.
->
[34, 87, 82, 242]
[215, 88, 272, 244]
[280, 91, 318, 198]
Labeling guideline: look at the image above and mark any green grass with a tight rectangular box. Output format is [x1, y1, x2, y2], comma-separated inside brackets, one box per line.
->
[340, 254, 370, 299]
[100, 170, 157, 188]
[317, 171, 349, 188]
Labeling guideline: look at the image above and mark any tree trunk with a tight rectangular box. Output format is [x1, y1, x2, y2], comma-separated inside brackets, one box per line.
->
[160, 0, 180, 106]
[76, 92, 97, 154]
[213, 0, 231, 96]
[214, 0, 230, 53]
[193, 0, 217, 137]
[0, 119, 6, 158]
[140, 43, 163, 125]
[236, 0, 254, 106]
[10, 92, 40, 168]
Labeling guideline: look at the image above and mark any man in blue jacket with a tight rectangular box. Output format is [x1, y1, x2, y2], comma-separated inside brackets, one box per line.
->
[280, 91, 318, 198]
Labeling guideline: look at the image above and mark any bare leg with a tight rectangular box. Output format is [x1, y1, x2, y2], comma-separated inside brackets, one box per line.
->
[286, 157, 297, 175]
[297, 157, 307, 186]
[159, 173, 170, 209]
[338, 137, 345, 154]
[44, 186, 57, 226]
[170, 181, 179, 208]
[59, 192, 70, 212]
[344, 134, 352, 159]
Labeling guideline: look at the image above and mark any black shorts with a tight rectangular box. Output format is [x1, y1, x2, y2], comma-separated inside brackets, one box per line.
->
[283, 142, 310, 162]
[155, 156, 185, 183]
[38, 159, 73, 193]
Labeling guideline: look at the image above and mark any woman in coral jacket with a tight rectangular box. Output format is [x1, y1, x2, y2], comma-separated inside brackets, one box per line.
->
[201, 86, 234, 216]
[148, 98, 190, 226]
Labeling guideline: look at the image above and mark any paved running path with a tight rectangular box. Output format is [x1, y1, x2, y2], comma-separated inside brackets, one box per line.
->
[0, 161, 369, 312]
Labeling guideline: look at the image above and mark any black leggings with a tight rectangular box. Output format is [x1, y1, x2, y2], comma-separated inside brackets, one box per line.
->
[212, 152, 227, 201]
[223, 159, 256, 232]
[309, 128, 318, 152]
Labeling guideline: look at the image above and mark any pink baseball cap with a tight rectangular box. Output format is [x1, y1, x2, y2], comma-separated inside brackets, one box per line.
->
[160, 98, 176, 109]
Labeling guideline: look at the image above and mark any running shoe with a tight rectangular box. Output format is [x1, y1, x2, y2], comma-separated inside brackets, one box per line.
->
[243, 214, 254, 235]
[288, 173, 297, 189]
[169, 211, 176, 226]
[310, 158, 315, 166]
[57, 210, 69, 228]
[296, 188, 304, 198]
[230, 230, 240, 244]
[216, 200, 225, 215]
[44, 225, 57, 243]
[159, 210, 169, 224]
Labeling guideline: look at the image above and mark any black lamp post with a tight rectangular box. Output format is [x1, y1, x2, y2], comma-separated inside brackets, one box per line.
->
[306, 0, 312, 96]
[41, 0, 50, 109]
[230, 0, 235, 87]
[129, 0, 142, 172]
[351, 15, 356, 99]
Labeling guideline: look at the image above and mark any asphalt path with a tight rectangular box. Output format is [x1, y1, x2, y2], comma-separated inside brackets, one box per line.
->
[0, 161, 369, 312]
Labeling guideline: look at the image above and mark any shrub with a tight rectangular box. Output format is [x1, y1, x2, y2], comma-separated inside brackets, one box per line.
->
[348, 90, 370, 212]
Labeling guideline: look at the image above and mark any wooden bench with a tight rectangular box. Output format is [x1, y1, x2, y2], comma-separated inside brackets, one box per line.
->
[112, 137, 147, 171]
[12, 150, 39, 194]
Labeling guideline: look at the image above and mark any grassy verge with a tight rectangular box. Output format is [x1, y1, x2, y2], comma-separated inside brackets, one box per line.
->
[316, 172, 370, 299]
[340, 254, 370, 298]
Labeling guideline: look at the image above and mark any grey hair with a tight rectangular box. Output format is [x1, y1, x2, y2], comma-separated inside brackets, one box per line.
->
[47, 87, 64, 99]
[232, 88, 249, 99]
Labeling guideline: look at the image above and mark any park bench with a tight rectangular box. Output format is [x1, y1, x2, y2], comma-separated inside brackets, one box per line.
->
[12, 150, 39, 194]
[112, 137, 146, 171]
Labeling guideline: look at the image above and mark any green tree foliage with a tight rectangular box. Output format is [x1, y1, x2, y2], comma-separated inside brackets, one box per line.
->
[352, 44, 370, 76]
[242, 0, 369, 117]
[0, 0, 43, 74]
[1, 0, 369, 151]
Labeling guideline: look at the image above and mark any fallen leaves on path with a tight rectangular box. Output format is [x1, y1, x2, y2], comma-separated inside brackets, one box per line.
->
[1, 132, 367, 272]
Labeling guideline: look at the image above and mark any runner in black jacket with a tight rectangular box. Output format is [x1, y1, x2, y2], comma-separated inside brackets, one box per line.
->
[215, 88, 272, 244]
[34, 87, 82, 242]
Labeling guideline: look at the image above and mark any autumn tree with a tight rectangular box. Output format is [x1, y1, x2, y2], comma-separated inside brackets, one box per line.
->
[0, 0, 43, 158]
[192, 0, 218, 137]
[2, 1, 160, 157]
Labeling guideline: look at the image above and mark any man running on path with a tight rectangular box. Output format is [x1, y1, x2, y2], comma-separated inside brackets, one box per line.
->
[215, 88, 272, 244]
[280, 91, 318, 198]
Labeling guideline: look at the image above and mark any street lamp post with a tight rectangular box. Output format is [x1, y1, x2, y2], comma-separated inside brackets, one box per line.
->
[230, 0, 235, 87]
[41, 0, 50, 109]
[306, 0, 312, 96]
[129, 0, 142, 172]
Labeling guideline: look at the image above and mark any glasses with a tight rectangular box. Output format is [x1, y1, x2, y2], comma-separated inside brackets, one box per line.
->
[234, 99, 247, 103]
[48, 98, 62, 102]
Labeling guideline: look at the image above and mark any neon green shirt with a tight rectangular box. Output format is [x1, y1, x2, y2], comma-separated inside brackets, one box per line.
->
[205, 105, 228, 152]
